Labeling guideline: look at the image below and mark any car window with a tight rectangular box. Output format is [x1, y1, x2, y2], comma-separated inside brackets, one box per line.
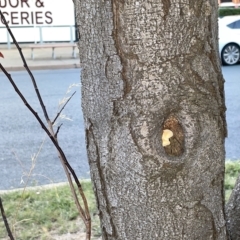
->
[236, 20, 240, 29]
[227, 20, 240, 29]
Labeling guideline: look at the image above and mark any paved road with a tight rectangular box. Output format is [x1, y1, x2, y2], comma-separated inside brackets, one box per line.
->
[0, 69, 89, 190]
[0, 66, 239, 190]
[223, 64, 240, 160]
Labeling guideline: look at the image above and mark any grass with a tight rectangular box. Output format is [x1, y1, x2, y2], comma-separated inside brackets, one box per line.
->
[0, 161, 240, 239]
[0, 180, 101, 240]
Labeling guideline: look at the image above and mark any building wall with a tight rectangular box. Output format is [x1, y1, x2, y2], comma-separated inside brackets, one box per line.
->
[219, 0, 240, 4]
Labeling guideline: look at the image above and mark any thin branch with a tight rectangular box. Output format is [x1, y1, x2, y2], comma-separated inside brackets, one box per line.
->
[54, 124, 63, 138]
[0, 65, 91, 236]
[0, 64, 88, 221]
[0, 10, 91, 239]
[0, 10, 50, 122]
[52, 91, 76, 125]
[0, 197, 15, 240]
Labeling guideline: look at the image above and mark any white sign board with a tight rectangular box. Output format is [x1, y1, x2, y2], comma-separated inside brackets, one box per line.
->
[0, 0, 75, 42]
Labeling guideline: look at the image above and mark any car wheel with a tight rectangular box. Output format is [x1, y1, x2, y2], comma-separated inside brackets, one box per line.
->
[222, 43, 240, 66]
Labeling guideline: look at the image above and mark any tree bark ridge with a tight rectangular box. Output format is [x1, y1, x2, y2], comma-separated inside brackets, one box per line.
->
[226, 175, 240, 240]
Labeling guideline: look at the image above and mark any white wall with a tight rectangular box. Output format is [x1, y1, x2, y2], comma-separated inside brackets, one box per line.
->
[0, 0, 75, 43]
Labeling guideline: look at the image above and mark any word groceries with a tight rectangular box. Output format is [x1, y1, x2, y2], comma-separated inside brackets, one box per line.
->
[0, 0, 53, 25]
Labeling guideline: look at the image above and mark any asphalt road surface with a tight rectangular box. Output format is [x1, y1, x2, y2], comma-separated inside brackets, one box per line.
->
[223, 64, 240, 160]
[0, 69, 89, 190]
[0, 66, 239, 190]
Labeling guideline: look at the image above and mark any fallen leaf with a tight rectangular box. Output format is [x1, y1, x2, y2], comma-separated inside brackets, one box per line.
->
[0, 52, 4, 58]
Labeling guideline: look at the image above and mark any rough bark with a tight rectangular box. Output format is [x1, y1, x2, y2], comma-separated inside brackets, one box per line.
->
[75, 0, 228, 239]
[226, 175, 240, 239]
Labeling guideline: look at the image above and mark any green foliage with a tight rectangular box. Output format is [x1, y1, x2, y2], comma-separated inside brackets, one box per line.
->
[225, 161, 240, 201]
[219, 8, 240, 17]
[225, 161, 240, 188]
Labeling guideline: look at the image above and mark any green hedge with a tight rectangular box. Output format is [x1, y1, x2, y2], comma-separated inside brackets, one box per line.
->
[219, 8, 240, 17]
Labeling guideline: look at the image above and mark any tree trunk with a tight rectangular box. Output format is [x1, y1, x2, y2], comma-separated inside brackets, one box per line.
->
[75, 0, 228, 239]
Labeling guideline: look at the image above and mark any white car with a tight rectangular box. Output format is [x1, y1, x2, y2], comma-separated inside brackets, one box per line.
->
[219, 3, 238, 8]
[219, 15, 240, 65]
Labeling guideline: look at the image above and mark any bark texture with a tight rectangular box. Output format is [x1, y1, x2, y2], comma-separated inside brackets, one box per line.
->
[226, 175, 240, 240]
[75, 0, 228, 239]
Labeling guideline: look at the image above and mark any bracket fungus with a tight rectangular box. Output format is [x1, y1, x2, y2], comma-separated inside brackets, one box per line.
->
[162, 129, 173, 147]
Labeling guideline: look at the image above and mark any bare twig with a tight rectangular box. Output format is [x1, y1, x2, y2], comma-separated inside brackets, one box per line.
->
[13, 135, 47, 231]
[52, 91, 76, 125]
[55, 123, 63, 138]
[0, 10, 50, 122]
[0, 10, 91, 240]
[0, 63, 91, 238]
[0, 197, 15, 240]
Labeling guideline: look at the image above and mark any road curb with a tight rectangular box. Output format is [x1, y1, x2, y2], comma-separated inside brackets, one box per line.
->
[0, 179, 91, 194]
[4, 63, 81, 72]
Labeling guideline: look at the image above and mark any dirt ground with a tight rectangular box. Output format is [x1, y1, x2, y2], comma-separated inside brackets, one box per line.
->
[1, 231, 102, 240]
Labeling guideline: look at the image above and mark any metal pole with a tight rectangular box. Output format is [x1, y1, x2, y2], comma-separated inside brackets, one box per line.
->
[39, 27, 43, 44]
[70, 26, 73, 43]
